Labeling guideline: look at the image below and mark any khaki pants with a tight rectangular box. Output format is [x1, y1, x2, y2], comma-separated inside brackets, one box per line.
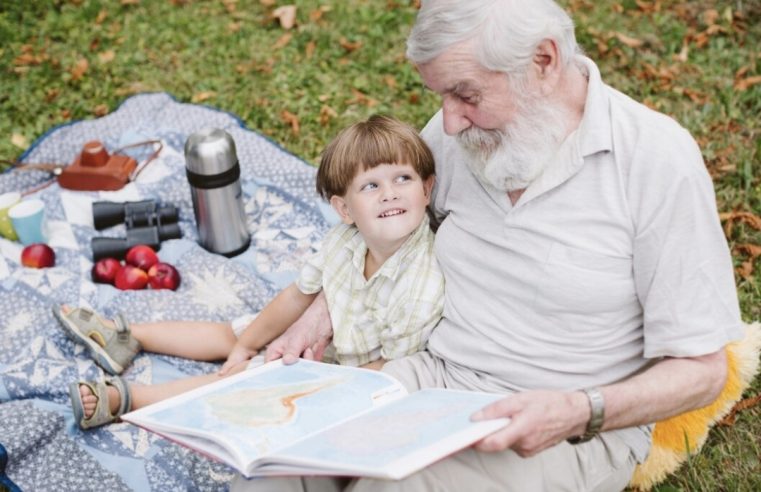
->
[232, 352, 637, 492]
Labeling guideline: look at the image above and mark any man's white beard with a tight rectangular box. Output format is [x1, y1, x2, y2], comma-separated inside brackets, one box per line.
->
[457, 92, 570, 192]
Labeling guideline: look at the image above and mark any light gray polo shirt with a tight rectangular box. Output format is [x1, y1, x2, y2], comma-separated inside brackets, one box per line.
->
[422, 56, 743, 461]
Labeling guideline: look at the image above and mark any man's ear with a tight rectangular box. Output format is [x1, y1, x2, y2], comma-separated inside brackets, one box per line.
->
[533, 39, 561, 94]
[330, 195, 354, 225]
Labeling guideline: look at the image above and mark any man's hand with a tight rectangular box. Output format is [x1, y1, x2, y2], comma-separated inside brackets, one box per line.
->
[471, 390, 590, 457]
[265, 291, 333, 364]
[219, 344, 257, 375]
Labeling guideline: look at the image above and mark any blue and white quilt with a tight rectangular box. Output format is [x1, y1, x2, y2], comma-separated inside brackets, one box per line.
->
[0, 93, 336, 491]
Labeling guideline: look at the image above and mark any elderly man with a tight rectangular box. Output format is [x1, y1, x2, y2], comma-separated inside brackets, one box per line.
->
[235, 0, 743, 490]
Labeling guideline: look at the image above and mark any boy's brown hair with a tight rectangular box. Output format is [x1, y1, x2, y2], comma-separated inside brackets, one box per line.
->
[316, 115, 435, 200]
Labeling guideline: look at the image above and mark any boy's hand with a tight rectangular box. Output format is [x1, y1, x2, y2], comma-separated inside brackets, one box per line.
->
[219, 344, 258, 375]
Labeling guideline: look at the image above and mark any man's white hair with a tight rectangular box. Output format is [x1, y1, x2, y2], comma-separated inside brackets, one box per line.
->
[407, 0, 579, 76]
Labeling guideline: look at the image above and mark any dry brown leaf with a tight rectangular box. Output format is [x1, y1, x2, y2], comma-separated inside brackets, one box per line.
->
[408, 92, 420, 104]
[273, 5, 297, 30]
[702, 9, 719, 26]
[93, 104, 109, 117]
[304, 40, 317, 59]
[98, 50, 115, 63]
[115, 82, 151, 96]
[718, 394, 761, 426]
[192, 91, 216, 103]
[347, 88, 378, 107]
[228, 21, 242, 33]
[339, 37, 362, 52]
[273, 33, 293, 49]
[317, 94, 330, 102]
[720, 211, 761, 236]
[11, 134, 28, 149]
[736, 260, 754, 280]
[736, 243, 761, 258]
[13, 53, 43, 66]
[614, 32, 644, 48]
[611, 3, 624, 14]
[280, 110, 300, 135]
[674, 43, 689, 63]
[734, 75, 761, 91]
[319, 105, 337, 126]
[309, 6, 331, 23]
[61, 109, 72, 119]
[222, 0, 237, 14]
[259, 0, 275, 5]
[45, 88, 60, 102]
[95, 9, 108, 24]
[70, 58, 89, 81]
[120, 0, 139, 5]
[384, 75, 397, 88]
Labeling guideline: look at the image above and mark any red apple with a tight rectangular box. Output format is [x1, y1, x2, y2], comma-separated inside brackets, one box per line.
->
[125, 244, 159, 271]
[147, 262, 181, 290]
[21, 243, 56, 268]
[91, 258, 122, 284]
[114, 264, 149, 290]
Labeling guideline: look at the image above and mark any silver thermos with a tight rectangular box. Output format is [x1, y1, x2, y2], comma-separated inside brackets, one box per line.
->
[184, 128, 250, 257]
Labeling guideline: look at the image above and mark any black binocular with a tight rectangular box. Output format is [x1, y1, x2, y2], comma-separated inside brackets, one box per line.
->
[91, 200, 182, 261]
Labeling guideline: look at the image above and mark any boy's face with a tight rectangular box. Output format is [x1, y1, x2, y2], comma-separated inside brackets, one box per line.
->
[330, 163, 434, 253]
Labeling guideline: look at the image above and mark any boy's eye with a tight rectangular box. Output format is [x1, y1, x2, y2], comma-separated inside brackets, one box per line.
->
[394, 175, 412, 183]
[360, 182, 378, 192]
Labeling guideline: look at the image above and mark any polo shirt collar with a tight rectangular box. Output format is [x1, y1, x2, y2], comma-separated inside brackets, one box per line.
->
[348, 214, 431, 283]
[516, 56, 612, 206]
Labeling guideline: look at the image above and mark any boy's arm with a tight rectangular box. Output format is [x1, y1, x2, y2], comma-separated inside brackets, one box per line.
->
[360, 358, 387, 371]
[220, 283, 317, 373]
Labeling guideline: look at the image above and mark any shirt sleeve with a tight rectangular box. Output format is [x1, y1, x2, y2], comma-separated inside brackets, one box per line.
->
[630, 128, 743, 358]
[295, 224, 348, 295]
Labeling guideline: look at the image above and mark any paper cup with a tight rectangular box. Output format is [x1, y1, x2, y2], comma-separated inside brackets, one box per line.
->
[0, 191, 21, 240]
[8, 199, 48, 245]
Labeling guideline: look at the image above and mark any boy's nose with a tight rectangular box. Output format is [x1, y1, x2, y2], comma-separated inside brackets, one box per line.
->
[381, 186, 399, 202]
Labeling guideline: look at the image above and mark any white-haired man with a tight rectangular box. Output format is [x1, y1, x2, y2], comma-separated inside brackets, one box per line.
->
[236, 1, 743, 490]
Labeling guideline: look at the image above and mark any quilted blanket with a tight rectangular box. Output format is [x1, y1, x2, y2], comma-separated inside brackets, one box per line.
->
[0, 93, 335, 491]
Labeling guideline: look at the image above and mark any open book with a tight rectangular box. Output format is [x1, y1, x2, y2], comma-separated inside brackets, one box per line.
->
[122, 359, 510, 480]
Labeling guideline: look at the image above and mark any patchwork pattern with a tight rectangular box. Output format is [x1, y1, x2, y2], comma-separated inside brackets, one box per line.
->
[0, 93, 335, 490]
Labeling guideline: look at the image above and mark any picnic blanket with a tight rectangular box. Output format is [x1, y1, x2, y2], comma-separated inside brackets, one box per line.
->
[0, 93, 336, 491]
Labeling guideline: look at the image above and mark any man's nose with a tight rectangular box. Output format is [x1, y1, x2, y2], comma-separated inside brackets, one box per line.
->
[442, 97, 471, 136]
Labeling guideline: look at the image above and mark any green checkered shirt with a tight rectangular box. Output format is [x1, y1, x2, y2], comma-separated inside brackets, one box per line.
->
[296, 215, 444, 366]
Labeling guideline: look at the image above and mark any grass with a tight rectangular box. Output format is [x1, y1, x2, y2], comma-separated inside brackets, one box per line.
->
[1, 0, 759, 489]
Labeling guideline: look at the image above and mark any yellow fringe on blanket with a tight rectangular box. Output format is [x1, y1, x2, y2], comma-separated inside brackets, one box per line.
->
[629, 322, 761, 490]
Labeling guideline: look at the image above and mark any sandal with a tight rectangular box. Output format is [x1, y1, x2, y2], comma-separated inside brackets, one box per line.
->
[69, 376, 132, 429]
[53, 305, 141, 375]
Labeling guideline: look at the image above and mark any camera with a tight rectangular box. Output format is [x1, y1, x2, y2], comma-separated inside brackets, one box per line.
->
[58, 141, 136, 192]
[91, 200, 182, 261]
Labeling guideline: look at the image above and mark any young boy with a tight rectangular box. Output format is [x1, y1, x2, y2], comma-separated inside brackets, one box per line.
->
[57, 115, 444, 429]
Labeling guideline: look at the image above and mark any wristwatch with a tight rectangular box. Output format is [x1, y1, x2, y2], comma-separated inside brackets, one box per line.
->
[567, 387, 605, 444]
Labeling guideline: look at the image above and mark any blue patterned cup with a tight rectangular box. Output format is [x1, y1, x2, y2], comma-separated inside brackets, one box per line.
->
[8, 199, 48, 245]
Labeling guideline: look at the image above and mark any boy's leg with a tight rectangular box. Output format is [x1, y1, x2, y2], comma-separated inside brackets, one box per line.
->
[77, 359, 251, 419]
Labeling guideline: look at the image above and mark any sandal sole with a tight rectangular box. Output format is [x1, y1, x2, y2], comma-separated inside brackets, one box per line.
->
[53, 307, 125, 375]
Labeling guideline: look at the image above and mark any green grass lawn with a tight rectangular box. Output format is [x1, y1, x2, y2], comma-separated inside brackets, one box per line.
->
[1, 0, 759, 489]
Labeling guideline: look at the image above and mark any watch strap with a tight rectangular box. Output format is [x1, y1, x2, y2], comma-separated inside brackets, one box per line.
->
[567, 387, 605, 444]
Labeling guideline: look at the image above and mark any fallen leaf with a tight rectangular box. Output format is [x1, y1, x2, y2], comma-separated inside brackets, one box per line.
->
[45, 88, 60, 102]
[93, 104, 109, 117]
[13, 53, 43, 66]
[11, 134, 28, 149]
[89, 37, 100, 52]
[280, 110, 300, 135]
[339, 37, 362, 52]
[273, 33, 293, 49]
[408, 92, 420, 104]
[273, 5, 297, 30]
[115, 82, 151, 96]
[673, 42, 689, 62]
[347, 88, 378, 107]
[260, 0, 275, 5]
[61, 109, 72, 119]
[70, 58, 89, 81]
[309, 6, 330, 22]
[222, 0, 237, 13]
[120, 0, 139, 5]
[228, 21, 242, 33]
[95, 10, 108, 24]
[702, 9, 719, 26]
[191, 91, 216, 103]
[720, 211, 761, 237]
[736, 243, 761, 258]
[719, 394, 761, 426]
[319, 105, 337, 126]
[613, 32, 644, 48]
[736, 260, 754, 280]
[317, 94, 330, 102]
[305, 40, 316, 59]
[98, 50, 115, 63]
[734, 75, 761, 91]
[383, 75, 397, 88]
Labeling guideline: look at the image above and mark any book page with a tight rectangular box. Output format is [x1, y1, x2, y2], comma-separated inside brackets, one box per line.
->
[267, 388, 510, 479]
[122, 359, 406, 473]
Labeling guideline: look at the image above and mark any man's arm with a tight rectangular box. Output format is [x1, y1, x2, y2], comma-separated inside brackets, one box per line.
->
[264, 291, 334, 364]
[472, 349, 727, 457]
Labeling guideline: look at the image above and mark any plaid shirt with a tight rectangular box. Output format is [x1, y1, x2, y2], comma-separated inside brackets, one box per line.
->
[296, 215, 444, 366]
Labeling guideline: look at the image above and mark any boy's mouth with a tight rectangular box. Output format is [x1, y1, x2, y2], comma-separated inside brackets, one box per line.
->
[378, 208, 406, 218]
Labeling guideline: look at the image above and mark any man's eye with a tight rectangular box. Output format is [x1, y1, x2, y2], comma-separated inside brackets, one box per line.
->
[360, 183, 378, 191]
[458, 93, 478, 104]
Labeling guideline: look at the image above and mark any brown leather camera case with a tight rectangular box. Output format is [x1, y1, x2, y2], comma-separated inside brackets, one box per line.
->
[57, 141, 136, 191]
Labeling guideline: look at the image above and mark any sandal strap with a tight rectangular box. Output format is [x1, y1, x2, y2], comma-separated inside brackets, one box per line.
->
[113, 314, 131, 344]
[106, 376, 132, 417]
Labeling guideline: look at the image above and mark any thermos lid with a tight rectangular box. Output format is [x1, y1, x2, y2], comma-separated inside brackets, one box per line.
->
[184, 128, 238, 175]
